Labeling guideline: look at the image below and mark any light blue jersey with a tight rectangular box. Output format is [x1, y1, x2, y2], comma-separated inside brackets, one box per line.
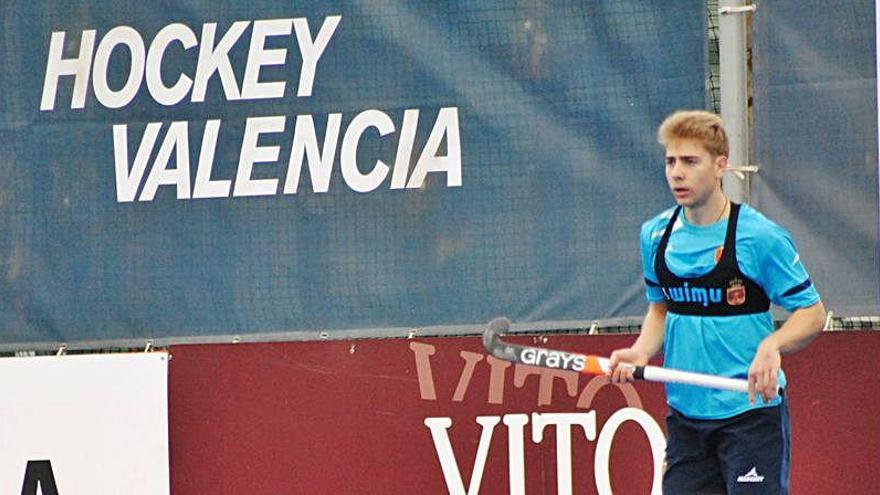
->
[641, 204, 820, 419]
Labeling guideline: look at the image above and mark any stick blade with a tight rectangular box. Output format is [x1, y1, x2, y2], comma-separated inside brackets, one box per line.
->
[483, 316, 509, 345]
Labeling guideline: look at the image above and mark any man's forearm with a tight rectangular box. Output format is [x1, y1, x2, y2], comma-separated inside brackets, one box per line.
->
[633, 302, 667, 359]
[763, 301, 826, 355]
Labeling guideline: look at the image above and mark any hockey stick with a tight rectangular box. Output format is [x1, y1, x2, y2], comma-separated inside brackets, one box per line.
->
[483, 317, 769, 394]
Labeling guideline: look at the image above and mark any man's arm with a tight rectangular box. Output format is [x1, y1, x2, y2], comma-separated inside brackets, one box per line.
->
[748, 300, 826, 404]
[608, 302, 667, 383]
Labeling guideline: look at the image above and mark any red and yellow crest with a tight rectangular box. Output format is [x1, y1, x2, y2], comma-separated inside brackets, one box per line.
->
[727, 278, 746, 306]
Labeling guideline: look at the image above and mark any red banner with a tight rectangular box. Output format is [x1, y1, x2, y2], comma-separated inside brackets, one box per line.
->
[168, 332, 880, 494]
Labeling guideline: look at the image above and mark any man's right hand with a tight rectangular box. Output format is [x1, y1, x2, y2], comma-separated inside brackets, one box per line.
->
[607, 302, 666, 384]
[608, 348, 649, 384]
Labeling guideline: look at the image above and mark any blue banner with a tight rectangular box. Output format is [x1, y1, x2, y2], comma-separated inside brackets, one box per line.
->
[752, 0, 879, 317]
[0, 1, 706, 344]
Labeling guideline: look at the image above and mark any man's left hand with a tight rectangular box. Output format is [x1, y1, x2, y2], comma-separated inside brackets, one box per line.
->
[748, 340, 782, 404]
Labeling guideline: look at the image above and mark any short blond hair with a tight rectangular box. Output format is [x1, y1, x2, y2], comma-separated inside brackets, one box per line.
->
[657, 110, 729, 158]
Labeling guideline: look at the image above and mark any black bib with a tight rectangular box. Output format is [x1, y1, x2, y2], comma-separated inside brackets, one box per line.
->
[654, 203, 771, 316]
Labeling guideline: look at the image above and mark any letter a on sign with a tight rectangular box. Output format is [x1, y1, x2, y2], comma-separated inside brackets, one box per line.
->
[21, 460, 60, 495]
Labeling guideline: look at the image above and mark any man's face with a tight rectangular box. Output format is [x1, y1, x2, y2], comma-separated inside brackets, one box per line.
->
[664, 138, 726, 208]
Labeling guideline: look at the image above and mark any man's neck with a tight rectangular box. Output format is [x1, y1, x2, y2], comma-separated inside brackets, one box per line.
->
[684, 194, 729, 226]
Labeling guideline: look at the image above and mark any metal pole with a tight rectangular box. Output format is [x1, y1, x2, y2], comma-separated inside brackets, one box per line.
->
[876, 0, 880, 259]
[718, 1, 755, 203]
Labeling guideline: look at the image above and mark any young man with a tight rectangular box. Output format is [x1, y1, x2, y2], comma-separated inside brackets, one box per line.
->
[609, 110, 825, 494]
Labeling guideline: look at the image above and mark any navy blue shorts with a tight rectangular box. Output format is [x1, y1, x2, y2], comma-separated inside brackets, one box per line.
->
[663, 398, 790, 494]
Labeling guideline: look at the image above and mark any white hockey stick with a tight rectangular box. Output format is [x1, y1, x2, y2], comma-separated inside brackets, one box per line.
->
[483, 317, 774, 394]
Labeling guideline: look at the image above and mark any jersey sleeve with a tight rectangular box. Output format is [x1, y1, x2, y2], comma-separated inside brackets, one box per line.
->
[640, 220, 666, 303]
[754, 225, 821, 312]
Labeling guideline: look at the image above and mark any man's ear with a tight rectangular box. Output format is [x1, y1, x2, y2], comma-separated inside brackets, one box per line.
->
[716, 154, 728, 178]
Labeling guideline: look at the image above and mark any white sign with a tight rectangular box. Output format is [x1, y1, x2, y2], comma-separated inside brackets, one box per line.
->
[0, 352, 170, 495]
